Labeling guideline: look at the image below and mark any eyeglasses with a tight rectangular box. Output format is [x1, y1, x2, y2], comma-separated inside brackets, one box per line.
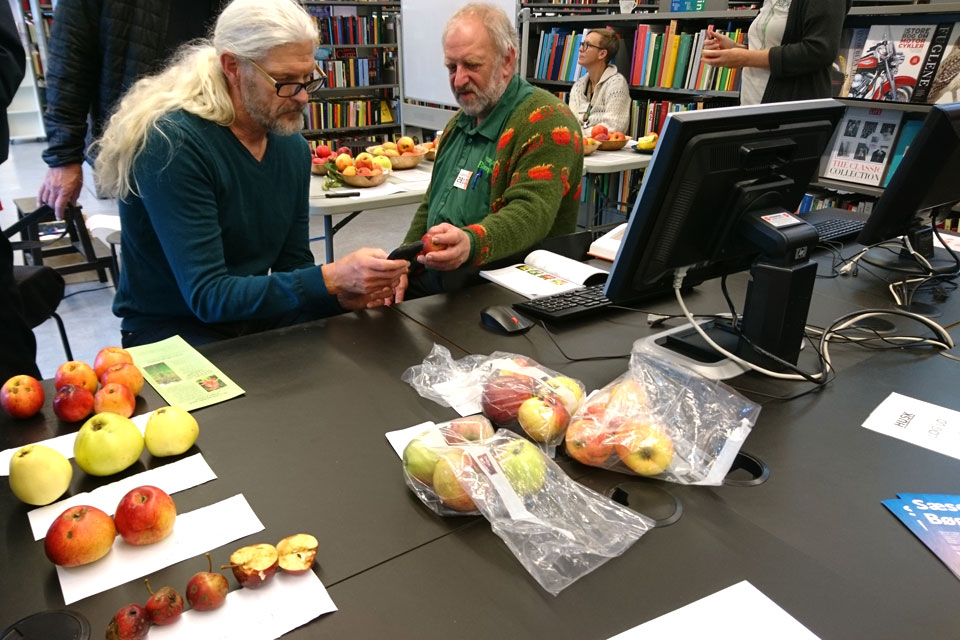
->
[243, 57, 326, 97]
[579, 42, 603, 52]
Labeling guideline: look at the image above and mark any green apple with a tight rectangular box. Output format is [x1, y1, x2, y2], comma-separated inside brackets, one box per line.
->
[9, 444, 73, 506]
[74, 412, 144, 476]
[402, 429, 448, 486]
[144, 406, 199, 457]
[495, 439, 547, 495]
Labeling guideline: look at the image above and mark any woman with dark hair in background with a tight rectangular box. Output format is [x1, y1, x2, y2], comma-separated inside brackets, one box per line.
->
[568, 28, 631, 133]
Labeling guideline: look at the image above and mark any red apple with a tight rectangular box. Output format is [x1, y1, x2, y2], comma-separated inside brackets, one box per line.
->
[276, 533, 319, 575]
[105, 603, 150, 640]
[144, 578, 184, 626]
[94, 383, 136, 418]
[224, 543, 279, 589]
[516, 393, 569, 443]
[94, 346, 134, 379]
[316, 144, 332, 157]
[590, 124, 608, 138]
[114, 485, 177, 545]
[185, 553, 228, 611]
[609, 131, 626, 141]
[420, 233, 447, 253]
[311, 156, 324, 164]
[480, 375, 535, 425]
[565, 417, 615, 466]
[54, 360, 98, 394]
[335, 146, 351, 157]
[44, 505, 117, 567]
[594, 132, 610, 141]
[444, 415, 495, 444]
[52, 384, 95, 422]
[100, 362, 144, 396]
[0, 375, 45, 419]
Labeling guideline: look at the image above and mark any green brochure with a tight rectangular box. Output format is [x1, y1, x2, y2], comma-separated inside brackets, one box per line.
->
[127, 335, 244, 411]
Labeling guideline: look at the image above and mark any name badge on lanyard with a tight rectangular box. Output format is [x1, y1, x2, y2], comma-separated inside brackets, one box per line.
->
[454, 169, 473, 190]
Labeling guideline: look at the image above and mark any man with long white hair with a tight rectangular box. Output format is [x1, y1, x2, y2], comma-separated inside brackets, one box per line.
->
[95, 0, 408, 347]
[399, 3, 584, 298]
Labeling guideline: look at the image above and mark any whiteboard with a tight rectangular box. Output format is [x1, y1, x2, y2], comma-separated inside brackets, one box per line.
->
[400, 0, 516, 109]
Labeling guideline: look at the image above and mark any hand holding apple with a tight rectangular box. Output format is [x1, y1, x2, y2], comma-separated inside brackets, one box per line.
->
[186, 553, 229, 611]
[1, 374, 44, 418]
[145, 578, 184, 625]
[44, 505, 116, 567]
[114, 485, 177, 545]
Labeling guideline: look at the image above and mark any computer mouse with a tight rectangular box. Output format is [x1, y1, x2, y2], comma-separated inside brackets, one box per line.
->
[480, 305, 535, 334]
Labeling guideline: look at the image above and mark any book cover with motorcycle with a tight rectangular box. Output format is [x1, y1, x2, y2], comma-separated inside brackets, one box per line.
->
[822, 106, 903, 187]
[845, 24, 935, 103]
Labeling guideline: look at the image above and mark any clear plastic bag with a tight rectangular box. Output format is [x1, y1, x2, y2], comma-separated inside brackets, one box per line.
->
[401, 421, 653, 595]
[564, 350, 761, 485]
[402, 344, 586, 457]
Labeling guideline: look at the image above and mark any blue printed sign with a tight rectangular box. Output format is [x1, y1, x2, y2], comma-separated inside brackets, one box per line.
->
[884, 493, 960, 580]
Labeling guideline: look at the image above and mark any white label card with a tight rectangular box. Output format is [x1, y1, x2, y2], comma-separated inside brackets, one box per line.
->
[453, 169, 473, 190]
[761, 212, 803, 228]
[861, 392, 960, 461]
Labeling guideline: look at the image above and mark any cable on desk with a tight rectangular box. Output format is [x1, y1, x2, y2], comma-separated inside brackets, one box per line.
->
[536, 319, 630, 362]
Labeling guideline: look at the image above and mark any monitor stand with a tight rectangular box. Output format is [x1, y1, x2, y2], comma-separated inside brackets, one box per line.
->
[634, 320, 750, 381]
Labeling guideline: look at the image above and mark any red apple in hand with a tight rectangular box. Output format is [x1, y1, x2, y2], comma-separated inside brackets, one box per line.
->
[144, 578, 184, 625]
[54, 360, 98, 393]
[44, 505, 116, 567]
[105, 604, 150, 640]
[186, 553, 228, 611]
[52, 384, 95, 422]
[94, 383, 137, 418]
[114, 485, 177, 545]
[100, 362, 144, 396]
[420, 233, 447, 253]
[94, 346, 134, 379]
[1, 375, 45, 419]
[277, 534, 319, 575]
[225, 543, 279, 589]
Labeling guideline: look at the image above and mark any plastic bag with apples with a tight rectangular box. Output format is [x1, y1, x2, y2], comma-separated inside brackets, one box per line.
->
[401, 419, 653, 595]
[401, 344, 587, 457]
[564, 350, 760, 485]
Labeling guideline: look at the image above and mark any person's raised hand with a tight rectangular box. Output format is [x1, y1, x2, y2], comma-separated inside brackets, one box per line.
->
[321, 247, 408, 296]
[37, 164, 83, 220]
[702, 27, 735, 51]
[417, 223, 471, 271]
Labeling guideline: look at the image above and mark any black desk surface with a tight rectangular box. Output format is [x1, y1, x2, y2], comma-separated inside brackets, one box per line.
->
[2, 258, 959, 638]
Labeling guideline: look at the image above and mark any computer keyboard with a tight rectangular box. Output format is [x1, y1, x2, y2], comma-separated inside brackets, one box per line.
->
[512, 283, 613, 322]
[812, 217, 865, 243]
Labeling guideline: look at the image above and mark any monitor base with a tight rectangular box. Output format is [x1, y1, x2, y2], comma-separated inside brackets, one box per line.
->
[635, 320, 750, 381]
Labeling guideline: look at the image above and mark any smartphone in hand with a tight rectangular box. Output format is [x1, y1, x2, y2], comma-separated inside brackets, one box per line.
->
[387, 241, 424, 261]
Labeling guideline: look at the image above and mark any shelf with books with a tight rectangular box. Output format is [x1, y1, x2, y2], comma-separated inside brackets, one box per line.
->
[312, 83, 399, 96]
[9, 0, 48, 139]
[303, 123, 399, 135]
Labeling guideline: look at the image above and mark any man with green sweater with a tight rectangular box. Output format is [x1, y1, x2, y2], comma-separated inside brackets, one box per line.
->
[400, 3, 584, 298]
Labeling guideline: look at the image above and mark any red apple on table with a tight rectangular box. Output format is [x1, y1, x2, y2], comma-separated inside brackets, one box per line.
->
[114, 485, 177, 545]
[420, 233, 447, 254]
[594, 132, 610, 141]
[1, 375, 45, 419]
[311, 156, 324, 165]
[316, 144, 332, 158]
[481, 374, 535, 425]
[105, 603, 150, 640]
[590, 124, 608, 138]
[54, 360, 98, 393]
[517, 393, 569, 443]
[44, 505, 117, 567]
[277, 533, 319, 575]
[565, 417, 615, 466]
[335, 146, 351, 157]
[100, 362, 144, 396]
[94, 382, 137, 418]
[224, 543, 279, 589]
[614, 421, 674, 476]
[94, 346, 134, 379]
[186, 553, 229, 611]
[52, 384, 95, 423]
[144, 578, 184, 625]
[609, 131, 626, 141]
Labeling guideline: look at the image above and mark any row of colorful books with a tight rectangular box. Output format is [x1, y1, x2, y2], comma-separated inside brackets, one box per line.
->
[627, 98, 719, 138]
[533, 28, 588, 83]
[833, 23, 960, 105]
[303, 99, 397, 131]
[797, 191, 875, 217]
[310, 14, 395, 46]
[319, 56, 384, 88]
[627, 22, 743, 91]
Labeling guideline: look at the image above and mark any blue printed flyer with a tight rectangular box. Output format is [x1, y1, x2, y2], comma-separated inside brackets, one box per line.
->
[883, 493, 960, 580]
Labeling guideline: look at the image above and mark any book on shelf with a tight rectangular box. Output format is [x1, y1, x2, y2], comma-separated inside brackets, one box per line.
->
[912, 22, 956, 103]
[821, 106, 903, 187]
[587, 223, 627, 261]
[843, 24, 935, 102]
[479, 250, 608, 299]
[669, 0, 706, 11]
[930, 24, 960, 105]
[882, 118, 922, 188]
[835, 28, 869, 98]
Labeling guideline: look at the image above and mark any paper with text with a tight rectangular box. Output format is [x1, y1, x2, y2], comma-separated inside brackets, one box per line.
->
[861, 392, 960, 461]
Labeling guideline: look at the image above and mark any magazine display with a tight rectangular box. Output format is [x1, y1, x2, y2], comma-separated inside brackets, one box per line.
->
[844, 24, 934, 102]
[822, 107, 903, 187]
[930, 24, 960, 104]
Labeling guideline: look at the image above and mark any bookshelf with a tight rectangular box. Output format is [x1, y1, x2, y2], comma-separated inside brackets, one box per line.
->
[301, 0, 403, 153]
[7, 0, 48, 140]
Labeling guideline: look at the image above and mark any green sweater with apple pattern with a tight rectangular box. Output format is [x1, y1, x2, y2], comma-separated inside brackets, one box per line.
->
[403, 86, 585, 266]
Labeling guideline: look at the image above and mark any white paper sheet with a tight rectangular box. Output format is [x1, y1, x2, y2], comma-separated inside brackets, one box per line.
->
[28, 453, 217, 540]
[149, 570, 336, 640]
[388, 168, 433, 183]
[308, 179, 405, 200]
[384, 421, 437, 458]
[607, 581, 819, 639]
[861, 392, 960, 460]
[433, 379, 482, 416]
[0, 412, 151, 476]
[56, 494, 264, 605]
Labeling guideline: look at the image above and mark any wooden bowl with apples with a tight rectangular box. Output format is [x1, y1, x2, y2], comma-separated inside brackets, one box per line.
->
[588, 124, 629, 151]
[311, 143, 345, 176]
[366, 135, 427, 170]
[583, 139, 600, 156]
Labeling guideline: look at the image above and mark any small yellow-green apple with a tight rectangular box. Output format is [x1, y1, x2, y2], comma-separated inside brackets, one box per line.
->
[94, 382, 137, 418]
[614, 421, 674, 476]
[402, 429, 447, 486]
[517, 393, 569, 443]
[54, 360, 99, 394]
[1, 374, 44, 419]
[432, 449, 477, 512]
[93, 346, 134, 379]
[186, 553, 228, 611]
[144, 578, 184, 626]
[52, 384, 95, 423]
[543, 375, 584, 414]
[44, 505, 116, 567]
[225, 543, 279, 589]
[373, 155, 392, 171]
[277, 533, 319, 575]
[144, 406, 199, 457]
[564, 418, 614, 467]
[105, 603, 150, 640]
[8, 444, 73, 505]
[100, 362, 144, 396]
[495, 438, 547, 495]
[74, 412, 144, 476]
[114, 485, 176, 545]
[444, 415, 495, 443]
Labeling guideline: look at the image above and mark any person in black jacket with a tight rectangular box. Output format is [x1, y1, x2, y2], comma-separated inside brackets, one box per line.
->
[36, 0, 224, 218]
[1, 0, 42, 381]
[702, 0, 853, 105]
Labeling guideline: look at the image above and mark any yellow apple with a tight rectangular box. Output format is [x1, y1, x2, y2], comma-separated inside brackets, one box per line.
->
[144, 406, 199, 457]
[614, 421, 673, 476]
[74, 412, 144, 476]
[402, 429, 448, 486]
[9, 444, 73, 505]
[373, 156, 392, 171]
[543, 375, 584, 414]
[432, 450, 476, 512]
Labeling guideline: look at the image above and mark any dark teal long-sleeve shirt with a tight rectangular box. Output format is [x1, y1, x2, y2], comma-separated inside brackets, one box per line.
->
[113, 110, 340, 332]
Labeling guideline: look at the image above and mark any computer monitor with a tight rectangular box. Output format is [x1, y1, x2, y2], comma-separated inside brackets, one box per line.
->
[604, 100, 845, 374]
[856, 103, 960, 275]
